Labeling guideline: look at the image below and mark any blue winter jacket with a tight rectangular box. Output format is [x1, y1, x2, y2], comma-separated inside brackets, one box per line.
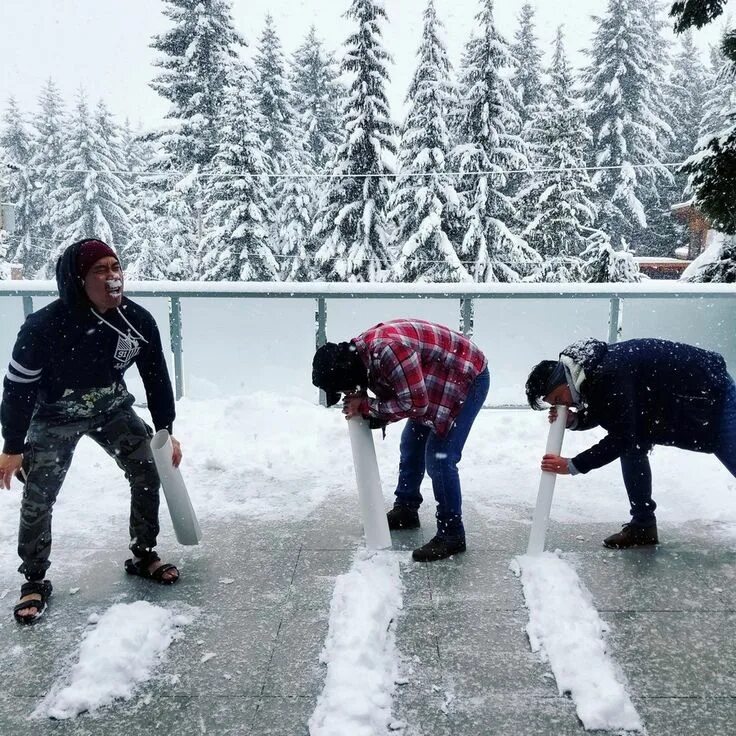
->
[1, 241, 175, 454]
[567, 338, 732, 474]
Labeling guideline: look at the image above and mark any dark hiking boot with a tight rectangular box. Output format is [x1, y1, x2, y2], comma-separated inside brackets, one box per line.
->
[603, 523, 659, 549]
[387, 505, 420, 530]
[412, 535, 466, 562]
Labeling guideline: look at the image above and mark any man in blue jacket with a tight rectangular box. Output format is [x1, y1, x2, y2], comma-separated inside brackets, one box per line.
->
[526, 338, 736, 548]
[0, 239, 182, 623]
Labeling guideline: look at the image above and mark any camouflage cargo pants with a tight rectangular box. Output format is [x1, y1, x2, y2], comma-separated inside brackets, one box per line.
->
[18, 406, 160, 580]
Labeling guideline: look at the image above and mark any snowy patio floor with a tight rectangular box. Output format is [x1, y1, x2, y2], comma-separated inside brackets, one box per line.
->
[1, 398, 736, 734]
[2, 504, 736, 734]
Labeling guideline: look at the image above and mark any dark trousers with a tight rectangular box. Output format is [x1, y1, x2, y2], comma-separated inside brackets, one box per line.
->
[18, 406, 160, 580]
[621, 451, 656, 527]
[394, 367, 490, 539]
[624, 379, 736, 527]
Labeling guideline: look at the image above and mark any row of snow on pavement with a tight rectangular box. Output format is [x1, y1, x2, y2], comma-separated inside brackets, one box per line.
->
[24, 548, 642, 733]
[309, 550, 404, 736]
[513, 551, 643, 733]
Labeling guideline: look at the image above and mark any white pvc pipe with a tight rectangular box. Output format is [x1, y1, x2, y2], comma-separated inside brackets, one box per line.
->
[526, 406, 568, 556]
[150, 430, 202, 546]
[347, 416, 392, 550]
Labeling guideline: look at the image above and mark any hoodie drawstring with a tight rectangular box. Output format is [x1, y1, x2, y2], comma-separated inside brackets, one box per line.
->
[91, 308, 149, 346]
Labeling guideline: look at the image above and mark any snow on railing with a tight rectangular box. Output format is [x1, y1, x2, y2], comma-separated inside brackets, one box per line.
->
[0, 279, 734, 298]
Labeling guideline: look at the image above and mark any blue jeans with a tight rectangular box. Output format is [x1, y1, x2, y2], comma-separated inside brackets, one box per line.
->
[394, 367, 490, 539]
[623, 378, 736, 527]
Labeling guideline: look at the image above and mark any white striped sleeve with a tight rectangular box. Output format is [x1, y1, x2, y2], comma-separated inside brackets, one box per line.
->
[6, 359, 42, 384]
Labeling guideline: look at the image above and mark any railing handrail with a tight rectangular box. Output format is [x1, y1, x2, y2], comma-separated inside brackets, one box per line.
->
[2, 281, 733, 402]
[0, 280, 734, 299]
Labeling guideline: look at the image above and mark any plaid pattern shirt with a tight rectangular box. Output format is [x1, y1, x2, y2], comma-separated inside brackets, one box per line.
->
[351, 319, 487, 437]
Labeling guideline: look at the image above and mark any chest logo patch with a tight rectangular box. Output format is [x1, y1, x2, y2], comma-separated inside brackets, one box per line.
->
[114, 334, 141, 366]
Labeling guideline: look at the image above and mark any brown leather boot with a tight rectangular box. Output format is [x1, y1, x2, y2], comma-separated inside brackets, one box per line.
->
[603, 523, 658, 549]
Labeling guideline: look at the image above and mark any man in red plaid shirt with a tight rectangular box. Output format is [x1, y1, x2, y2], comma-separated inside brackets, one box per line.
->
[312, 319, 489, 561]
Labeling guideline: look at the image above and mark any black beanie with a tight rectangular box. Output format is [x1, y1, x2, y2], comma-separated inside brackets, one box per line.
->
[311, 341, 366, 406]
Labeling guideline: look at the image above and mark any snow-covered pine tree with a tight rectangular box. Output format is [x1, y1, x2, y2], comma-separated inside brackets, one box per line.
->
[519, 27, 601, 282]
[252, 14, 315, 280]
[149, 0, 245, 279]
[118, 119, 149, 267]
[156, 182, 197, 279]
[1, 97, 40, 276]
[389, 0, 468, 283]
[291, 26, 344, 172]
[125, 205, 169, 280]
[312, 0, 396, 282]
[254, 14, 296, 172]
[660, 31, 710, 252]
[0, 221, 9, 279]
[277, 160, 314, 281]
[122, 122, 180, 279]
[199, 63, 277, 281]
[511, 2, 544, 130]
[150, 0, 243, 170]
[93, 100, 132, 245]
[698, 43, 735, 140]
[670, 34, 711, 189]
[452, 0, 539, 282]
[0, 154, 11, 279]
[680, 38, 736, 233]
[581, 234, 642, 282]
[585, 0, 672, 251]
[51, 92, 131, 266]
[636, 1, 677, 256]
[29, 79, 67, 266]
[286, 26, 346, 280]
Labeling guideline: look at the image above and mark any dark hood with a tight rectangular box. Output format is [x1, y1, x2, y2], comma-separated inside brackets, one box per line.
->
[55, 239, 99, 309]
[560, 338, 608, 372]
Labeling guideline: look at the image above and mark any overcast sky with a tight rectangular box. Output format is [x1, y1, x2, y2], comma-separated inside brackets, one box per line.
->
[0, 0, 729, 130]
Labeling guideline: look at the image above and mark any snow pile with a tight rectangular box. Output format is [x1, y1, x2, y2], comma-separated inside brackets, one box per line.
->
[1, 395, 735, 573]
[309, 551, 403, 736]
[35, 601, 191, 720]
[1, 395, 735, 568]
[512, 552, 642, 733]
[172, 393, 352, 523]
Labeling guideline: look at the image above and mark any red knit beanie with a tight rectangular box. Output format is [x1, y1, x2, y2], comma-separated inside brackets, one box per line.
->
[76, 240, 119, 280]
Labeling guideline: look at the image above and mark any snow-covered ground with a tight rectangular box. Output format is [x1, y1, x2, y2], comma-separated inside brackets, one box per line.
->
[3, 392, 735, 552]
[3, 393, 736, 727]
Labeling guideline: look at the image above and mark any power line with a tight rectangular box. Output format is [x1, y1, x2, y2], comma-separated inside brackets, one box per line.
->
[5, 161, 689, 180]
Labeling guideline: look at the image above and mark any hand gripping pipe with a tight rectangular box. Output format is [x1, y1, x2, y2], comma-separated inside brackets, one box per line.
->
[150, 430, 202, 545]
[347, 416, 392, 550]
[526, 406, 568, 555]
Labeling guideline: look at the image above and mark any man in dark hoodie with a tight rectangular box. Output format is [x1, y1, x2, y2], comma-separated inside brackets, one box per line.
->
[0, 239, 182, 624]
[525, 338, 736, 549]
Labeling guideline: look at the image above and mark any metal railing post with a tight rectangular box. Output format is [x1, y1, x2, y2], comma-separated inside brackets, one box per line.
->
[169, 296, 185, 400]
[460, 297, 474, 337]
[608, 297, 623, 343]
[315, 297, 327, 406]
[22, 296, 33, 318]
